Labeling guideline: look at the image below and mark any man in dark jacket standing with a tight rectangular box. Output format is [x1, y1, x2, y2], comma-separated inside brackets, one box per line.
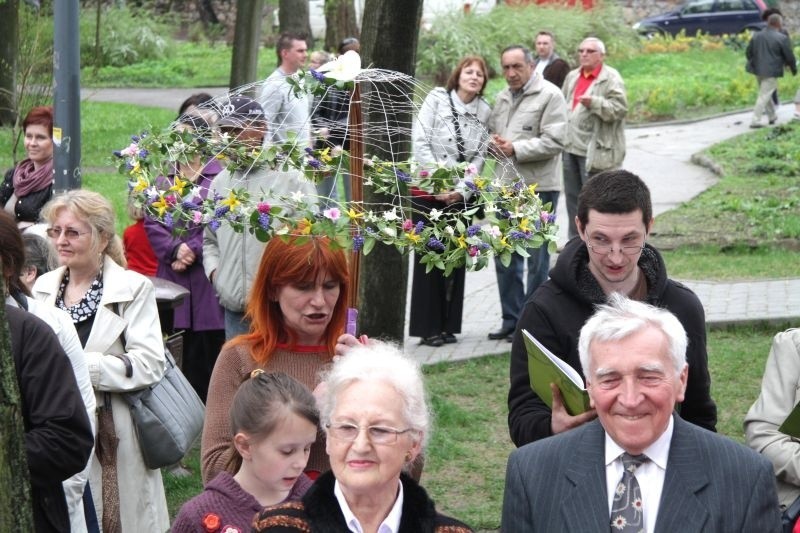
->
[746, 13, 797, 128]
[507, 169, 717, 447]
[532, 31, 570, 89]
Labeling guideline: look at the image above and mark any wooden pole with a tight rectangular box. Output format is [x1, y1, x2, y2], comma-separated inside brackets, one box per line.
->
[347, 83, 364, 310]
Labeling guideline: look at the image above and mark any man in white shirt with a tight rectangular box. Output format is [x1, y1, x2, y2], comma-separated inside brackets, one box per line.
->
[258, 32, 311, 145]
[501, 295, 781, 532]
[532, 31, 570, 89]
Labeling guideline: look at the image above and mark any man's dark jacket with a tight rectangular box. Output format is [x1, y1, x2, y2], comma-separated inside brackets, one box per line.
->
[534, 53, 570, 89]
[746, 27, 797, 78]
[7, 305, 94, 532]
[507, 237, 717, 447]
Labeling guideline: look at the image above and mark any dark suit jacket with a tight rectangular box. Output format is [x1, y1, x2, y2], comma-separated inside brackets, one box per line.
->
[501, 416, 781, 532]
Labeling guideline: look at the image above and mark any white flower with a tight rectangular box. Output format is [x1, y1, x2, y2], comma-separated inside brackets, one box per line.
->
[483, 224, 502, 238]
[365, 210, 378, 222]
[291, 190, 305, 203]
[429, 208, 443, 221]
[484, 202, 498, 214]
[444, 226, 455, 235]
[382, 207, 399, 221]
[317, 50, 362, 82]
[465, 163, 478, 177]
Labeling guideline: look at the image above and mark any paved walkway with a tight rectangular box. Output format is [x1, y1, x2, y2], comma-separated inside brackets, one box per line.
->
[79, 89, 800, 363]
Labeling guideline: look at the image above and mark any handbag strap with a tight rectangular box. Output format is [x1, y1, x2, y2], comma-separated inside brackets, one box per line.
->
[447, 91, 467, 163]
[113, 302, 134, 378]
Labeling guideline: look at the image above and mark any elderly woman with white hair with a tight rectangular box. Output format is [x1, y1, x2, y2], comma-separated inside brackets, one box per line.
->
[253, 341, 473, 533]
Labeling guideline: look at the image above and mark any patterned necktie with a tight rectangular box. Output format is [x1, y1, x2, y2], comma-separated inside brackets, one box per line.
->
[610, 453, 648, 532]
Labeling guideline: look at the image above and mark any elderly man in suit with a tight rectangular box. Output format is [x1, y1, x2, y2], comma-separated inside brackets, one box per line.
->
[501, 295, 781, 532]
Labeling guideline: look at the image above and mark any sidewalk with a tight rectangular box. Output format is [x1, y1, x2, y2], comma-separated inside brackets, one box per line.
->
[79, 89, 800, 363]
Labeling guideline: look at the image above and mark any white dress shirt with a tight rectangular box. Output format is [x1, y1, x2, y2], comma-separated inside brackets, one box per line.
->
[334, 479, 404, 533]
[604, 416, 674, 533]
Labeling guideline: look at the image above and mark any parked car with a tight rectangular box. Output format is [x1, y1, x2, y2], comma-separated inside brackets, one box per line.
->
[633, 0, 767, 37]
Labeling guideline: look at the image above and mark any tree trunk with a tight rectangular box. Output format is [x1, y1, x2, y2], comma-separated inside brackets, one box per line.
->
[324, 0, 358, 53]
[279, 0, 313, 47]
[0, 274, 34, 530]
[197, 0, 220, 25]
[230, 0, 264, 89]
[0, 0, 19, 126]
[356, 0, 422, 343]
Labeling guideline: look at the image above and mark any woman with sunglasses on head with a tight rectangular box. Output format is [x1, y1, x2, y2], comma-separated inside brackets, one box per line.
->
[253, 341, 473, 533]
[1, 106, 55, 232]
[32, 189, 169, 532]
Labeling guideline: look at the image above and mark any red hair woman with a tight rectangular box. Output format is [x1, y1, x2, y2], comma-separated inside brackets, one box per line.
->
[201, 234, 349, 484]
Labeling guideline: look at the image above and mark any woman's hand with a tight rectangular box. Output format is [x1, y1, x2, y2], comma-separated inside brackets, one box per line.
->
[433, 191, 464, 206]
[175, 243, 196, 266]
[335, 333, 369, 357]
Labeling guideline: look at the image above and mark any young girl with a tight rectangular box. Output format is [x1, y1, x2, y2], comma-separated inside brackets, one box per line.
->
[172, 371, 318, 533]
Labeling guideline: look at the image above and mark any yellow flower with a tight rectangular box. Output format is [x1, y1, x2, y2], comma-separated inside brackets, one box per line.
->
[151, 195, 168, 217]
[475, 178, 486, 190]
[406, 232, 421, 244]
[169, 175, 188, 194]
[347, 207, 363, 220]
[519, 218, 530, 232]
[457, 234, 467, 249]
[299, 218, 312, 235]
[500, 236, 509, 248]
[132, 176, 149, 194]
[220, 191, 241, 210]
[527, 184, 537, 195]
[319, 147, 332, 163]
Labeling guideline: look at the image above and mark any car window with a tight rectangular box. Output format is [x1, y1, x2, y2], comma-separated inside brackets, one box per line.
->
[683, 0, 714, 15]
[716, 0, 752, 12]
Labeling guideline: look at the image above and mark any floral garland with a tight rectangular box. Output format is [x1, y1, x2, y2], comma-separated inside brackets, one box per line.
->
[114, 56, 558, 273]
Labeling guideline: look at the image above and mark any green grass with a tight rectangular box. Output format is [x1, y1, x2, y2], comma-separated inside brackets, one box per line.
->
[661, 245, 800, 280]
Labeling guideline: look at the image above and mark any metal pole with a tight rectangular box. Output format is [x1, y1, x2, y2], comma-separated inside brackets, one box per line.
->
[53, 0, 82, 192]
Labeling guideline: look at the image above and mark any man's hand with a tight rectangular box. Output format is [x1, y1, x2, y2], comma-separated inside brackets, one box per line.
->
[491, 134, 515, 157]
[578, 94, 593, 108]
[434, 191, 464, 206]
[175, 243, 196, 266]
[550, 383, 597, 434]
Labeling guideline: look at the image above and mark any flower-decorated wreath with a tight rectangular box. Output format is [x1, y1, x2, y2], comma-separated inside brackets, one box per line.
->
[114, 53, 558, 275]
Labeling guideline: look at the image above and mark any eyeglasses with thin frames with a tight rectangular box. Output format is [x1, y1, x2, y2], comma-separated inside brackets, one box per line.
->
[578, 48, 600, 54]
[46, 227, 90, 240]
[326, 422, 415, 445]
[586, 240, 645, 256]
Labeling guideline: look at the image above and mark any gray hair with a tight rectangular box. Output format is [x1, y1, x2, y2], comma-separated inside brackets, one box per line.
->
[501, 45, 534, 64]
[578, 293, 687, 377]
[319, 341, 431, 449]
[581, 37, 606, 55]
[767, 13, 783, 27]
[22, 233, 57, 277]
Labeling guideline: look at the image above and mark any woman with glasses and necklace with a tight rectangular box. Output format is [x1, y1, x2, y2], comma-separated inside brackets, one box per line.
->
[32, 189, 169, 532]
[253, 341, 474, 533]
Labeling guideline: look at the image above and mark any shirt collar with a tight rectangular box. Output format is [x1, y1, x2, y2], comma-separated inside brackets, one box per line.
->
[604, 415, 673, 471]
[511, 73, 536, 99]
[581, 63, 603, 80]
[334, 479, 405, 533]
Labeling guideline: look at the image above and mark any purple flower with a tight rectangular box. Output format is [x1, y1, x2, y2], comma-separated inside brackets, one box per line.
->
[353, 233, 364, 252]
[414, 221, 424, 234]
[164, 213, 174, 228]
[395, 169, 411, 183]
[181, 200, 199, 210]
[509, 230, 531, 240]
[466, 224, 480, 237]
[427, 237, 445, 251]
[209, 219, 221, 232]
[258, 212, 270, 229]
[305, 147, 315, 155]
[308, 158, 322, 169]
[498, 209, 511, 219]
[310, 69, 325, 82]
[479, 242, 490, 249]
[214, 205, 230, 218]
[113, 150, 122, 158]
[465, 181, 478, 192]
[131, 135, 140, 142]
[513, 181, 524, 192]
[138, 149, 149, 159]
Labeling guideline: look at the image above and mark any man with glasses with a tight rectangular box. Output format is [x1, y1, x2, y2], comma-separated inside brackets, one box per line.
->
[562, 37, 628, 240]
[507, 169, 717, 447]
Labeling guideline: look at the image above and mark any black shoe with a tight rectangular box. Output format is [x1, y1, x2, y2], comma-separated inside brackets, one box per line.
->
[442, 333, 457, 344]
[420, 335, 444, 347]
[488, 326, 514, 340]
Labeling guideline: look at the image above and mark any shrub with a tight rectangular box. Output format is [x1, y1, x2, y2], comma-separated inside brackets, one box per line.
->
[78, 6, 173, 68]
[417, 3, 640, 84]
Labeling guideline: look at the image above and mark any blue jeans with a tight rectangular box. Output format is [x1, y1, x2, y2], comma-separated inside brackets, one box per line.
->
[224, 308, 250, 340]
[494, 190, 559, 330]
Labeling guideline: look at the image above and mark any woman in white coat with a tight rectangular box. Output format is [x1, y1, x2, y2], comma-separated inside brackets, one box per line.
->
[410, 55, 491, 346]
[33, 190, 169, 532]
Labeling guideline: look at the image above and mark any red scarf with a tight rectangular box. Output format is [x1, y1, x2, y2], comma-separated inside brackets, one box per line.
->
[13, 157, 54, 197]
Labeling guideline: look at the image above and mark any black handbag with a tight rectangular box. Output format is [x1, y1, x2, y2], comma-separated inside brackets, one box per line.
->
[782, 494, 800, 533]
